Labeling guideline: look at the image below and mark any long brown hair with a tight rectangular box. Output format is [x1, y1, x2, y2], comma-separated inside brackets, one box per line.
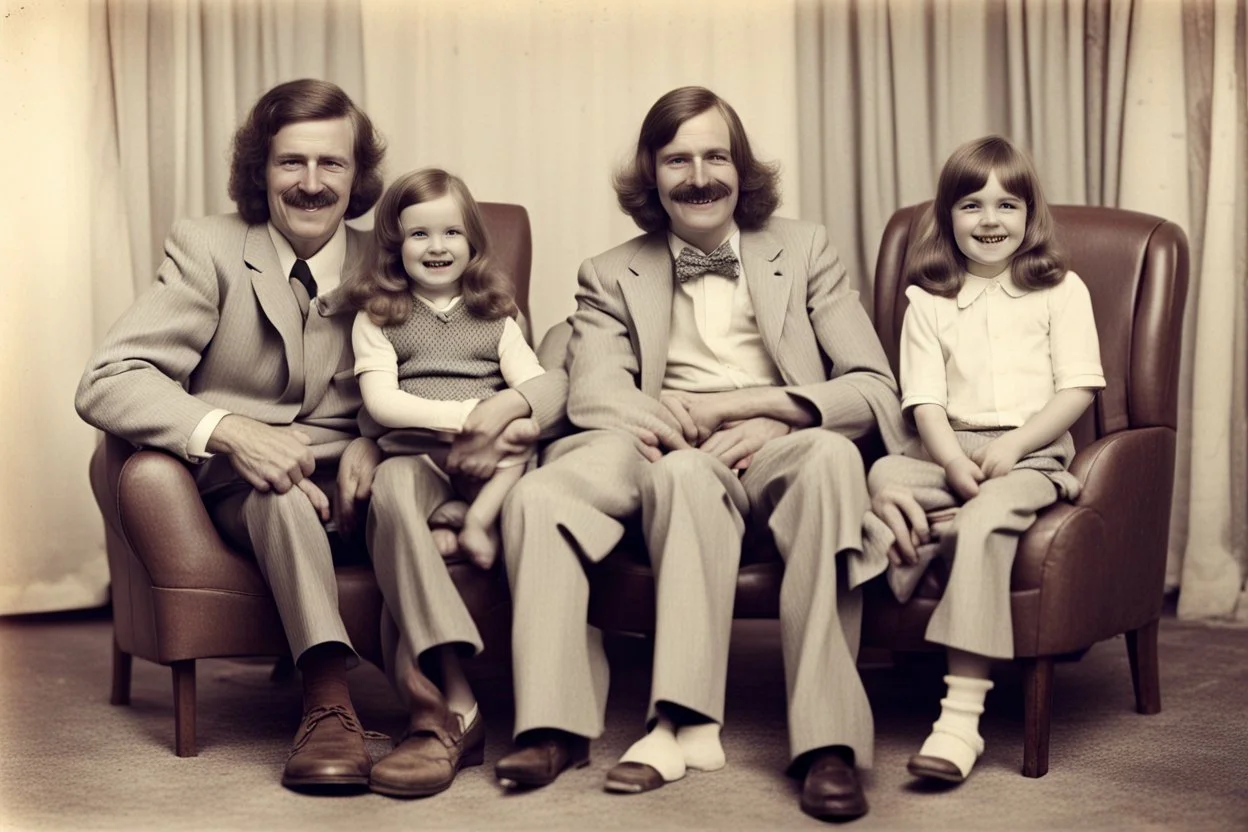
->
[347, 168, 518, 326]
[228, 79, 385, 224]
[906, 135, 1065, 297]
[613, 86, 781, 233]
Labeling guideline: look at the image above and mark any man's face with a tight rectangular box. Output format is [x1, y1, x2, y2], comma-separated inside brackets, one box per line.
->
[655, 108, 740, 252]
[265, 117, 355, 260]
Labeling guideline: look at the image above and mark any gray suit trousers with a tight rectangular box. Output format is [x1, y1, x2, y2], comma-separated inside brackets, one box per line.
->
[864, 456, 1058, 659]
[502, 427, 876, 766]
[209, 471, 354, 664]
[366, 454, 484, 659]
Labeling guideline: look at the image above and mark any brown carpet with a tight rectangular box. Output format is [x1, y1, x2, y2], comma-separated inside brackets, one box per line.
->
[1, 607, 1245, 831]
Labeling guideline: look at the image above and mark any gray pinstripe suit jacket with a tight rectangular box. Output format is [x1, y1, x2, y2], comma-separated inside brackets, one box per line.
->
[76, 214, 365, 494]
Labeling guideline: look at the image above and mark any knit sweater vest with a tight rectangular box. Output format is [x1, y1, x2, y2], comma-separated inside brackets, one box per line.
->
[382, 300, 507, 401]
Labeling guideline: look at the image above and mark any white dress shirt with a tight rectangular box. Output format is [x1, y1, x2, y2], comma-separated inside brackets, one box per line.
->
[187, 222, 349, 458]
[661, 230, 784, 393]
[900, 269, 1105, 429]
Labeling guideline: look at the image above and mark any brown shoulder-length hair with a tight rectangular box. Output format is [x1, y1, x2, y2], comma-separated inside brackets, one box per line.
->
[346, 168, 518, 327]
[613, 86, 781, 233]
[906, 135, 1065, 298]
[227, 78, 386, 224]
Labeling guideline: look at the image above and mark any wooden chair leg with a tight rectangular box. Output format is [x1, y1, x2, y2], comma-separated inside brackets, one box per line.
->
[1021, 656, 1054, 778]
[1126, 617, 1162, 715]
[110, 638, 132, 706]
[171, 660, 197, 757]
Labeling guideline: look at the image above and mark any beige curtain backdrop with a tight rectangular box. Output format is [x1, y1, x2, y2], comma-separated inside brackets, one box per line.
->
[796, 0, 1248, 622]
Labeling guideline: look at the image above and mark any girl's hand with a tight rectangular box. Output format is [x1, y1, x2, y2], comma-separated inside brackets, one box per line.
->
[971, 433, 1025, 479]
[943, 455, 985, 501]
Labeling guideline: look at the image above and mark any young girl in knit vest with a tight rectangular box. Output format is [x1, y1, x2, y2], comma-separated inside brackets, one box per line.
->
[863, 136, 1105, 783]
[349, 167, 545, 570]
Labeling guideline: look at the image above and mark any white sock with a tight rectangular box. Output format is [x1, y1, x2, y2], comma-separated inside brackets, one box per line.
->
[454, 701, 479, 734]
[619, 716, 686, 782]
[916, 674, 993, 777]
[676, 722, 725, 771]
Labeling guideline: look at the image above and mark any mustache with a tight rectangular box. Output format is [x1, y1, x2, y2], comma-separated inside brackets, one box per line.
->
[282, 187, 339, 210]
[669, 181, 734, 204]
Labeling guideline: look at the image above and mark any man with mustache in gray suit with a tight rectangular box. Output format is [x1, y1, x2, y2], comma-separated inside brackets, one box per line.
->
[494, 86, 908, 822]
[76, 79, 542, 796]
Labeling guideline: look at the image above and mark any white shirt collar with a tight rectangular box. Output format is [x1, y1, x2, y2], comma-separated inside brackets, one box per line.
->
[956, 266, 1026, 308]
[266, 222, 348, 295]
[414, 293, 462, 313]
[667, 228, 742, 263]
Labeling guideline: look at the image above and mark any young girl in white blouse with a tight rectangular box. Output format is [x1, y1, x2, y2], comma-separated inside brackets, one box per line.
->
[863, 136, 1105, 783]
[349, 167, 545, 570]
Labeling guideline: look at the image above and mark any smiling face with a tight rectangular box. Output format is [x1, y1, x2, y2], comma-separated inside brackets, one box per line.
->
[265, 117, 355, 260]
[399, 194, 472, 305]
[951, 170, 1028, 278]
[655, 108, 740, 252]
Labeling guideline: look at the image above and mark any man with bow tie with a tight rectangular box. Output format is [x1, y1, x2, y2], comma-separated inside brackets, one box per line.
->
[495, 86, 907, 822]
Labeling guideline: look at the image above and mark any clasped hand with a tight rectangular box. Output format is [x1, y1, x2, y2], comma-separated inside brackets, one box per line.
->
[628, 390, 788, 469]
[445, 389, 538, 481]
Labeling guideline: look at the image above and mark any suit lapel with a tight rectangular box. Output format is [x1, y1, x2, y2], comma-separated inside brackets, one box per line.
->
[619, 236, 675, 397]
[244, 224, 305, 403]
[741, 228, 791, 365]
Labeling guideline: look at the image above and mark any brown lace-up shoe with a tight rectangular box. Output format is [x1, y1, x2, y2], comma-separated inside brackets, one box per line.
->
[369, 709, 486, 798]
[281, 705, 372, 792]
[495, 729, 591, 788]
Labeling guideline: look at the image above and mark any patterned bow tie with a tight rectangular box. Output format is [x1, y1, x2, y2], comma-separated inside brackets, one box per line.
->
[675, 242, 740, 283]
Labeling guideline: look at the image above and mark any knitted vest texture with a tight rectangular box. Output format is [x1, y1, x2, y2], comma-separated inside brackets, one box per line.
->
[383, 300, 507, 401]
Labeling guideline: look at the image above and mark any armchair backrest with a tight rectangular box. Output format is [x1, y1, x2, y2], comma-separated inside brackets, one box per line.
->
[872, 204, 1189, 449]
[479, 202, 534, 326]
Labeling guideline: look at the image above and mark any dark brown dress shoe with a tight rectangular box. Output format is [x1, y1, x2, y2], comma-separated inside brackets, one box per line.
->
[907, 754, 965, 783]
[495, 729, 590, 788]
[604, 761, 666, 794]
[369, 709, 486, 798]
[281, 705, 372, 792]
[800, 750, 868, 822]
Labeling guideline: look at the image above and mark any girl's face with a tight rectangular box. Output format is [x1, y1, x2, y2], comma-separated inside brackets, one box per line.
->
[951, 170, 1028, 278]
[399, 194, 472, 304]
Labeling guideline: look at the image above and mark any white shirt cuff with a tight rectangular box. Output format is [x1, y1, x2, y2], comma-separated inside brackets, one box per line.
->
[188, 409, 230, 459]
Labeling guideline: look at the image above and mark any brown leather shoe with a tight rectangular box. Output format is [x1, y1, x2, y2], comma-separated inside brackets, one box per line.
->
[281, 705, 372, 792]
[604, 761, 666, 794]
[800, 749, 868, 821]
[495, 729, 590, 788]
[369, 709, 486, 798]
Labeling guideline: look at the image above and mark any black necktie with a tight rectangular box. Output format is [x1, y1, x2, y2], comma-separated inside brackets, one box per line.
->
[675, 242, 740, 283]
[290, 259, 318, 298]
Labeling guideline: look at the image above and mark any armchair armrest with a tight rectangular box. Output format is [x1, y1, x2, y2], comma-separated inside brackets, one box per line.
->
[1011, 426, 1175, 654]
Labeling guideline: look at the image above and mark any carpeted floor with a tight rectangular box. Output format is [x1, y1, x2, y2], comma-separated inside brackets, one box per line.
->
[1, 607, 1245, 831]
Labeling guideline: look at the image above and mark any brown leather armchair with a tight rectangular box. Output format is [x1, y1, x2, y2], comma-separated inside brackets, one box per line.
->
[864, 203, 1188, 776]
[89, 203, 532, 757]
[586, 204, 1189, 778]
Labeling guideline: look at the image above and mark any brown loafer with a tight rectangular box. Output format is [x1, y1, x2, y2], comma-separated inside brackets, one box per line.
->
[281, 705, 372, 792]
[604, 761, 667, 794]
[799, 749, 868, 821]
[370, 710, 486, 798]
[495, 729, 590, 788]
[907, 753, 965, 783]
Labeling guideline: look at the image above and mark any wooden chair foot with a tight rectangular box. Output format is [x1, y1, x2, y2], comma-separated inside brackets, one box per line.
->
[110, 638, 132, 706]
[172, 660, 197, 757]
[1022, 656, 1053, 778]
[1126, 618, 1162, 714]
